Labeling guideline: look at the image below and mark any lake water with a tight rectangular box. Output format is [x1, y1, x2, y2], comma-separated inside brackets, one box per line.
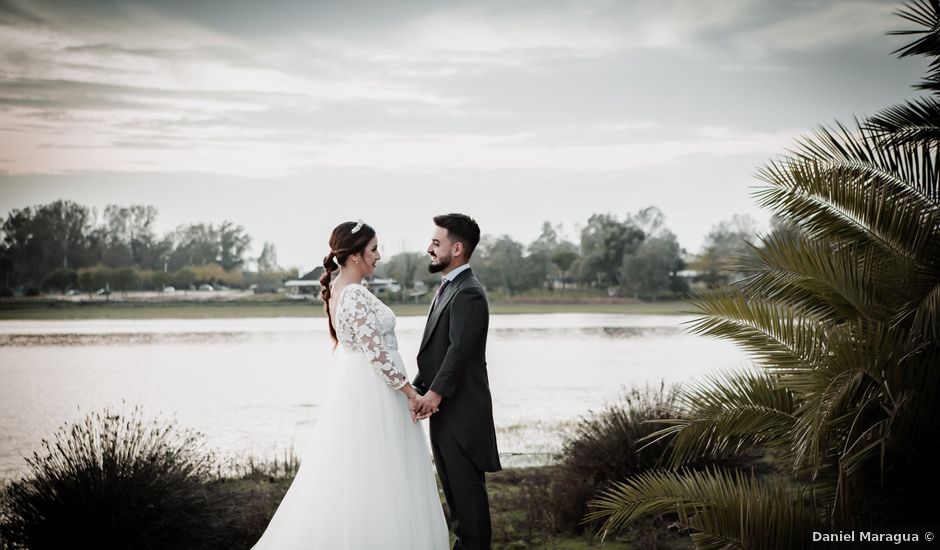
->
[0, 314, 749, 479]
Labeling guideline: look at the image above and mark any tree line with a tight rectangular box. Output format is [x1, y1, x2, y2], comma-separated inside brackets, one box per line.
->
[1, 200, 761, 299]
[0, 201, 290, 295]
[376, 207, 761, 301]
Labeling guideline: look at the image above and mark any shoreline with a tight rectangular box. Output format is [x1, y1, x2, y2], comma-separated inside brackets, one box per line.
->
[0, 298, 694, 320]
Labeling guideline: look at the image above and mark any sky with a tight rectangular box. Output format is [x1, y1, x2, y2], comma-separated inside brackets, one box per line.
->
[0, 0, 929, 271]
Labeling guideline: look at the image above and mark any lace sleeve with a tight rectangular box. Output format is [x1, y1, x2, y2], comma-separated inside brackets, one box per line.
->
[343, 285, 407, 389]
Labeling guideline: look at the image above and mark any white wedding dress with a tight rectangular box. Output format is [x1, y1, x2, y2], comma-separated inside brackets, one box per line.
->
[251, 283, 449, 550]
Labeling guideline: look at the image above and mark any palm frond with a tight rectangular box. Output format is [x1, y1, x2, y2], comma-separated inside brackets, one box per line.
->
[735, 268, 852, 322]
[786, 323, 902, 475]
[880, 346, 940, 464]
[647, 369, 797, 467]
[866, 97, 940, 146]
[903, 279, 940, 341]
[889, 0, 940, 93]
[755, 162, 939, 271]
[587, 469, 823, 549]
[892, 0, 940, 32]
[755, 126, 940, 271]
[794, 121, 940, 206]
[741, 227, 889, 323]
[685, 288, 830, 371]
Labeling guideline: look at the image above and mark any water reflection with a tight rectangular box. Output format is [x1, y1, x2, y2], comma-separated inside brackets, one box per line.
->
[0, 314, 746, 479]
[0, 326, 680, 347]
[490, 325, 680, 339]
[0, 332, 260, 347]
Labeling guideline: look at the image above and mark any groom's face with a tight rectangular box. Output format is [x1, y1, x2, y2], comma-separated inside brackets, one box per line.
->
[427, 226, 454, 274]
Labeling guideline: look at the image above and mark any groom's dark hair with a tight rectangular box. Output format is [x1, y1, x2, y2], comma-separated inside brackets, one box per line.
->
[434, 213, 481, 258]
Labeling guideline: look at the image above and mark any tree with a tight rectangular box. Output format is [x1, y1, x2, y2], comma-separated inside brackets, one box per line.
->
[588, 3, 940, 544]
[527, 222, 563, 290]
[620, 207, 687, 299]
[172, 268, 196, 293]
[111, 268, 139, 296]
[167, 224, 219, 270]
[150, 270, 174, 291]
[578, 214, 645, 292]
[90, 268, 113, 300]
[0, 207, 42, 287]
[0, 201, 262, 285]
[37, 200, 95, 271]
[551, 245, 579, 287]
[257, 242, 279, 272]
[127, 205, 159, 268]
[384, 252, 426, 300]
[77, 270, 95, 296]
[621, 231, 686, 300]
[218, 221, 251, 272]
[99, 206, 134, 268]
[150, 237, 174, 273]
[40, 268, 78, 293]
[0, 201, 95, 287]
[101, 205, 159, 268]
[476, 235, 542, 295]
[192, 263, 227, 286]
[529, 221, 559, 255]
[694, 214, 760, 286]
[626, 205, 667, 238]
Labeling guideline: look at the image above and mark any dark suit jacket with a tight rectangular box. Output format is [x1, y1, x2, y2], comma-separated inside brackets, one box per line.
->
[414, 268, 501, 472]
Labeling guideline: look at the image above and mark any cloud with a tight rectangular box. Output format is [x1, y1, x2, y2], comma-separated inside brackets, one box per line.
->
[729, 1, 897, 58]
[0, 119, 796, 177]
[0, 0, 47, 27]
[0, 0, 906, 179]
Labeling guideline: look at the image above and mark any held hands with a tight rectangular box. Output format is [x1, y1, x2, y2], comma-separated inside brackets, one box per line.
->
[407, 394, 422, 423]
[415, 390, 443, 420]
[408, 390, 443, 423]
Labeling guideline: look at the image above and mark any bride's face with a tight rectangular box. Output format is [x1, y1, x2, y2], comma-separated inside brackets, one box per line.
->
[357, 236, 381, 276]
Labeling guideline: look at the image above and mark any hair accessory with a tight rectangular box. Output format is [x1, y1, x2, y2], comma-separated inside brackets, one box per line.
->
[332, 255, 340, 268]
[351, 219, 364, 234]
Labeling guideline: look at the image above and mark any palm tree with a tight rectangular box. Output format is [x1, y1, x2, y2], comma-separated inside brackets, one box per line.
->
[587, 1, 940, 546]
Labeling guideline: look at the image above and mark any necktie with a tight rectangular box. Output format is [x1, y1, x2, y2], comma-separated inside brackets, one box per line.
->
[431, 279, 451, 310]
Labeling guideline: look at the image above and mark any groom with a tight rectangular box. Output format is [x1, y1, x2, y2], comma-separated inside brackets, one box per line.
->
[412, 213, 501, 550]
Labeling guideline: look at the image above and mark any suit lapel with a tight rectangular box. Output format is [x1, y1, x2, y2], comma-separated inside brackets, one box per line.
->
[419, 268, 472, 353]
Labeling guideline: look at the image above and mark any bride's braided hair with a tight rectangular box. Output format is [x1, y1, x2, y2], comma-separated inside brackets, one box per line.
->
[320, 221, 376, 345]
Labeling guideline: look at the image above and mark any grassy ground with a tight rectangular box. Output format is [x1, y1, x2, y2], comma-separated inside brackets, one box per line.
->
[0, 299, 694, 320]
[221, 467, 684, 550]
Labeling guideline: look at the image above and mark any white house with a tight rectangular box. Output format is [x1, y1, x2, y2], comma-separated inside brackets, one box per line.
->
[283, 271, 402, 301]
[365, 278, 401, 296]
[284, 279, 321, 299]
[283, 267, 324, 299]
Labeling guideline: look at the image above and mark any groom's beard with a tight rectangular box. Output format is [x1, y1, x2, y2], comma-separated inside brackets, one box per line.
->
[427, 255, 450, 273]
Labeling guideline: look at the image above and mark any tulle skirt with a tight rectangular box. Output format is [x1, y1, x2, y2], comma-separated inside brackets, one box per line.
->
[251, 349, 449, 550]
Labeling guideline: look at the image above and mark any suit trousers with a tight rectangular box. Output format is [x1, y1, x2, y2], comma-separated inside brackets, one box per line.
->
[431, 428, 492, 550]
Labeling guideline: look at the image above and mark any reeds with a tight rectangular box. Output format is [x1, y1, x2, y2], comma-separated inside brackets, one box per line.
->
[0, 406, 230, 550]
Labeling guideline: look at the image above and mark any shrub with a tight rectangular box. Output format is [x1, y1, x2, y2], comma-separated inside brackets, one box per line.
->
[149, 270, 174, 291]
[546, 384, 680, 535]
[0, 406, 230, 550]
[39, 268, 78, 293]
[77, 269, 95, 293]
[90, 268, 113, 292]
[172, 268, 196, 291]
[111, 268, 140, 295]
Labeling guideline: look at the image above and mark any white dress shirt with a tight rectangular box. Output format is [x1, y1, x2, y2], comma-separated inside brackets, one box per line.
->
[442, 263, 471, 283]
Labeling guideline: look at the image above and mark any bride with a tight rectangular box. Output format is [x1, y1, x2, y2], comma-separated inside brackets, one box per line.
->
[251, 220, 449, 550]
